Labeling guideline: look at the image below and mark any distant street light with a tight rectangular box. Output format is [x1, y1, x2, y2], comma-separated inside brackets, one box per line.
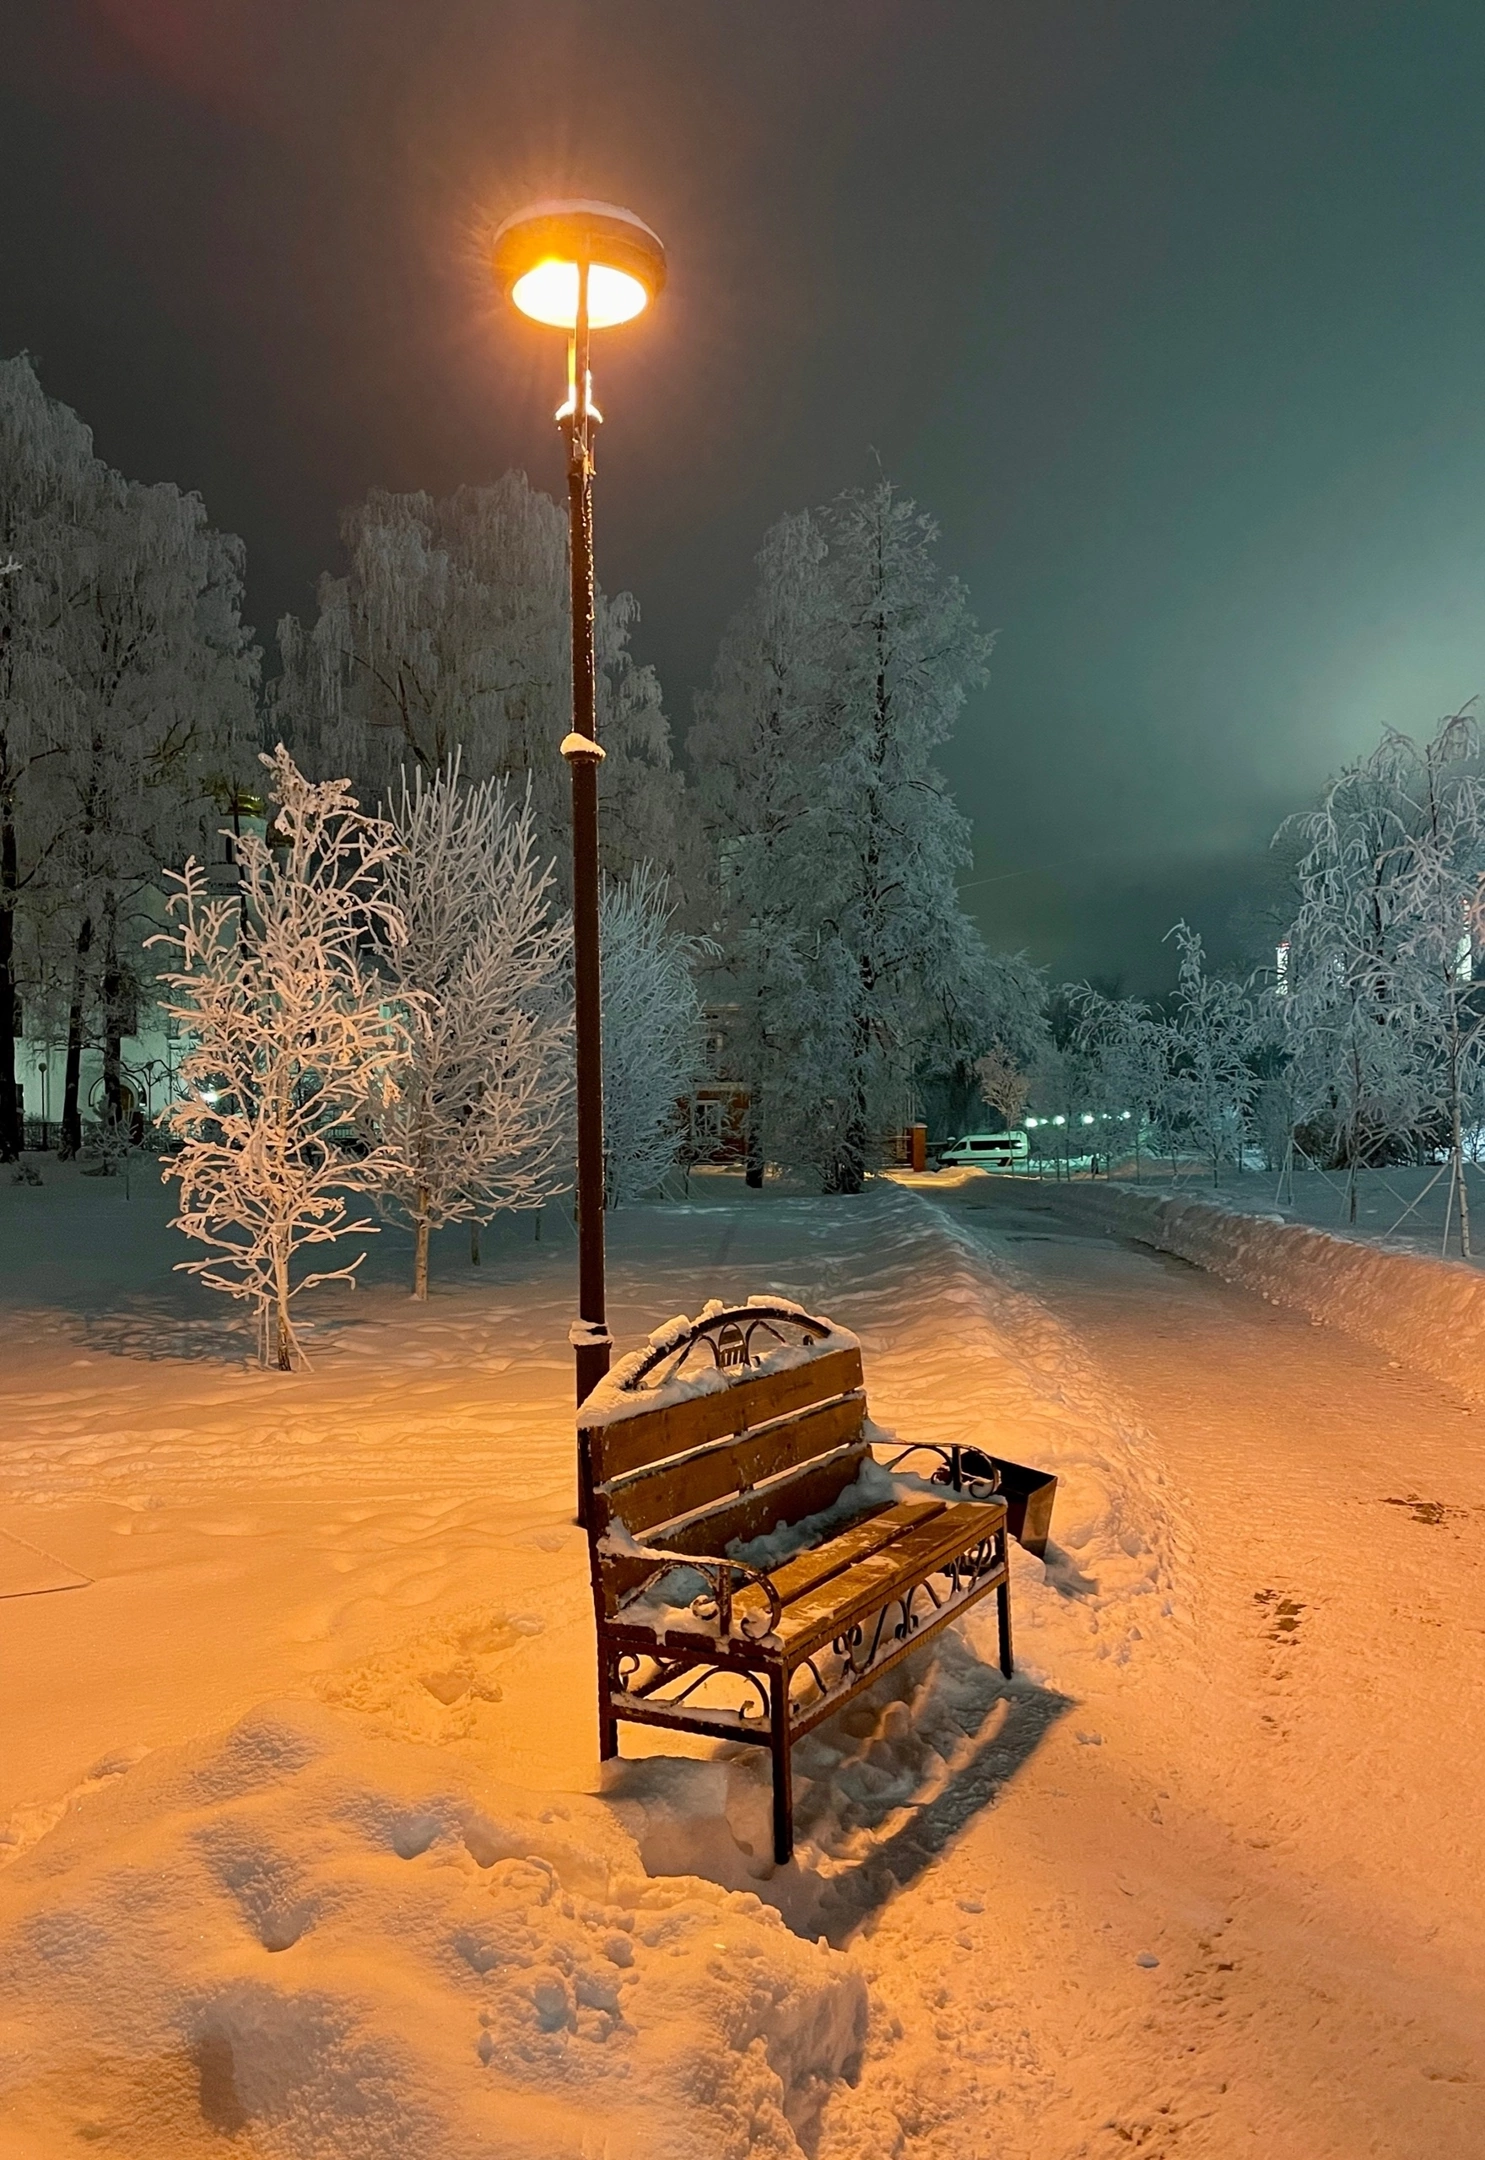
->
[492, 199, 667, 1411]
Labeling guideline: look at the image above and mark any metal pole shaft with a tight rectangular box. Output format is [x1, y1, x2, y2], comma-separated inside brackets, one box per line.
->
[564, 261, 612, 1410]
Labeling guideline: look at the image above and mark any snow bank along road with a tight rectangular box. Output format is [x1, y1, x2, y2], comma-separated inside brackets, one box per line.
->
[1035, 1171, 1485, 1410]
[0, 1162, 1482, 2156]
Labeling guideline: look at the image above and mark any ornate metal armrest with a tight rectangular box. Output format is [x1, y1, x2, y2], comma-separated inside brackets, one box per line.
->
[881, 1440, 1000, 1502]
[598, 1534, 784, 1642]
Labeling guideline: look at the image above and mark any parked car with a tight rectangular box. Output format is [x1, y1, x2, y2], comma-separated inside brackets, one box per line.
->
[936, 1130, 1029, 1169]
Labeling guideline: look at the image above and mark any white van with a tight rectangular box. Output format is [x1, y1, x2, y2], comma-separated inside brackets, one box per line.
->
[937, 1130, 1029, 1169]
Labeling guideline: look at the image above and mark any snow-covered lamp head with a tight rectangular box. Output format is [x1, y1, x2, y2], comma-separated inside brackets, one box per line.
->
[491, 199, 666, 330]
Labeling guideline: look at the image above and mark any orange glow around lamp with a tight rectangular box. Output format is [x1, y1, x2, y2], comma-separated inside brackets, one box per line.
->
[491, 200, 666, 1427]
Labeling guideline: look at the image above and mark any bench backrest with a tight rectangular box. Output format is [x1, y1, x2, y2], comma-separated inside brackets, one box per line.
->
[579, 1305, 866, 1614]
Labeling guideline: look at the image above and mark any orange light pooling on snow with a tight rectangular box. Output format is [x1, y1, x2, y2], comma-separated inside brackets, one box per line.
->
[510, 258, 651, 330]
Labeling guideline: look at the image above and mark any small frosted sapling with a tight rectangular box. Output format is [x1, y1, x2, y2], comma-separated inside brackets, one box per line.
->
[152, 747, 409, 1370]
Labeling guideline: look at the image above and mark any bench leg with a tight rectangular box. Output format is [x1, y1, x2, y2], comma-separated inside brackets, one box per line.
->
[996, 1562, 1014, 1680]
[769, 1671, 794, 1866]
[597, 1649, 620, 1761]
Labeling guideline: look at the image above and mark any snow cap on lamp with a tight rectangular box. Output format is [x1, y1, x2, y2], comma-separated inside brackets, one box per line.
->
[491, 199, 667, 329]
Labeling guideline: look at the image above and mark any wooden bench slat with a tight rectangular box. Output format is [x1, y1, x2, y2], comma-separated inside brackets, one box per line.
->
[732, 1499, 948, 1617]
[774, 1501, 1005, 1656]
[583, 1345, 864, 1483]
[607, 1393, 866, 1536]
[633, 1498, 1002, 1656]
[598, 1443, 873, 1617]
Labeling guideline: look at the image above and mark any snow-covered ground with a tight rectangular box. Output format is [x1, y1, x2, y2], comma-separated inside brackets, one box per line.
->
[1, 1158, 1482, 2155]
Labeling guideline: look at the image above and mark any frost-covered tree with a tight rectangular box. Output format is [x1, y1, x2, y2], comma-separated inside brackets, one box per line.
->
[0, 355, 98, 1158]
[692, 483, 999, 1192]
[804, 483, 993, 1188]
[1163, 923, 1257, 1182]
[273, 475, 682, 886]
[1071, 986, 1171, 1176]
[1278, 735, 1427, 1215]
[600, 865, 708, 1205]
[916, 930, 1046, 1139]
[975, 1044, 1032, 1130]
[151, 749, 409, 1371]
[1376, 713, 1485, 1255]
[690, 511, 830, 1184]
[374, 758, 571, 1298]
[48, 472, 257, 1156]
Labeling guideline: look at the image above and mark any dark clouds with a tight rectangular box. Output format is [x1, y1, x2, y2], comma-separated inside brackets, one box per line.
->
[5, 1, 1485, 989]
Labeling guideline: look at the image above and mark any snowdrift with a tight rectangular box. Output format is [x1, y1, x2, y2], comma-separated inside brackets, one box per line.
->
[0, 1699, 867, 2160]
[1046, 1181, 1485, 1406]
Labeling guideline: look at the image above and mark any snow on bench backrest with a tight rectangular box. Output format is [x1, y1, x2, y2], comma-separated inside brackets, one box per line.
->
[579, 1301, 866, 1561]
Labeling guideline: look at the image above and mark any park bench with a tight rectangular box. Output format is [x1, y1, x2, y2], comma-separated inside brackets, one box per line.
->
[579, 1298, 1026, 1864]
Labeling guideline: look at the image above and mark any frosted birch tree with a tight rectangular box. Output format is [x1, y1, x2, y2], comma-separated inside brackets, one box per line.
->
[917, 931, 1046, 1139]
[273, 474, 683, 885]
[1378, 713, 1485, 1256]
[1279, 735, 1426, 1217]
[374, 758, 571, 1298]
[1071, 986, 1171, 1176]
[1163, 923, 1257, 1182]
[600, 865, 708, 1204]
[151, 749, 409, 1371]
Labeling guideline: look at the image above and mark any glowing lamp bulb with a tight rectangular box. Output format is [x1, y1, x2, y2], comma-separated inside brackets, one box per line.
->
[511, 259, 649, 329]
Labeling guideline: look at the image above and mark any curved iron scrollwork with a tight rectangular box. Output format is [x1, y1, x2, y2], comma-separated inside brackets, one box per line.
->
[598, 1532, 784, 1642]
[882, 1439, 1000, 1502]
[614, 1648, 770, 1724]
[942, 1536, 998, 1598]
[615, 1301, 838, 1393]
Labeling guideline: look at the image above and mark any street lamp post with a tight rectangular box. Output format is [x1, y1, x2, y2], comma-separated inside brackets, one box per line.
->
[492, 200, 666, 1410]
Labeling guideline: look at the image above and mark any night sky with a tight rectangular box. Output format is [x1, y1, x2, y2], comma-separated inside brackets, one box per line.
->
[6, 1, 1485, 990]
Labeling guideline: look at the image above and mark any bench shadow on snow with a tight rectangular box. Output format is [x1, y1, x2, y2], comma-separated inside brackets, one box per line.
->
[607, 1628, 1073, 1949]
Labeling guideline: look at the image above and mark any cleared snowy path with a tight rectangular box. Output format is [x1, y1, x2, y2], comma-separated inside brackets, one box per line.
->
[850, 1174, 1485, 2160]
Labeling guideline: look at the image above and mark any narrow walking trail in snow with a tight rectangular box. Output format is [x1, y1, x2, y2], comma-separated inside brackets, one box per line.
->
[860, 1174, 1485, 2159]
